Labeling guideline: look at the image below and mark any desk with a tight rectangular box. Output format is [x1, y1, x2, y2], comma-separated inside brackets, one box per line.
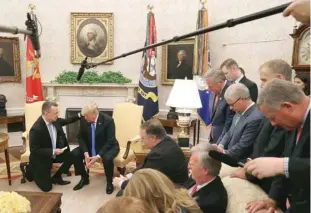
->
[158, 117, 200, 145]
[16, 191, 62, 213]
[0, 114, 25, 125]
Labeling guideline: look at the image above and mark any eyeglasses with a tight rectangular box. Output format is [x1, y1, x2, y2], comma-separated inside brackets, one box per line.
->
[228, 98, 240, 106]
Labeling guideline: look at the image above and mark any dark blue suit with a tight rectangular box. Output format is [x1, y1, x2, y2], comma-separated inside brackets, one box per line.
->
[209, 81, 235, 143]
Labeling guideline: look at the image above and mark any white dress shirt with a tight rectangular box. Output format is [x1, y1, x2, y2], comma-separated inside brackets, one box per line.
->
[188, 177, 216, 195]
[234, 75, 244, 83]
[42, 116, 57, 156]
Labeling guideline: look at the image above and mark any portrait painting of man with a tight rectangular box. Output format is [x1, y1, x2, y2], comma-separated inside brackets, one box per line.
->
[162, 39, 194, 85]
[71, 13, 113, 64]
[0, 37, 21, 83]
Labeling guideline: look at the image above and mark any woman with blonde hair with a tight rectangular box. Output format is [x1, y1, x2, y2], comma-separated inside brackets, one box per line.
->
[96, 196, 154, 213]
[124, 168, 202, 213]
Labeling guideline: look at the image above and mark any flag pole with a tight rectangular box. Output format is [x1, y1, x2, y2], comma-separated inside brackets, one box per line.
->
[83, 2, 291, 71]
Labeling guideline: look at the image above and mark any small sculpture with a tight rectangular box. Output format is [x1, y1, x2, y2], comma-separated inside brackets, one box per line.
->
[0, 94, 7, 116]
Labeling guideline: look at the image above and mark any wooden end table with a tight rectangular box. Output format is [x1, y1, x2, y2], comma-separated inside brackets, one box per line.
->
[0, 133, 11, 185]
[16, 191, 62, 213]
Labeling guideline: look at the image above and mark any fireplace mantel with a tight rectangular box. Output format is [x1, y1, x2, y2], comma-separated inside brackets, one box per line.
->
[42, 82, 138, 103]
[42, 82, 139, 118]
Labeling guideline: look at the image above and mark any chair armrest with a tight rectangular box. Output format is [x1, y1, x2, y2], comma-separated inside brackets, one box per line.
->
[122, 135, 141, 159]
[21, 131, 29, 154]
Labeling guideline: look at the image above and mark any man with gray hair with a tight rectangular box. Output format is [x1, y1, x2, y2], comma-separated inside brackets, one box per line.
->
[245, 79, 310, 213]
[216, 83, 263, 161]
[205, 69, 234, 143]
[187, 142, 228, 213]
[72, 103, 120, 194]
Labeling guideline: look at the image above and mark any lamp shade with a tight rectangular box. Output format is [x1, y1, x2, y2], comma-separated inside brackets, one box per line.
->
[166, 79, 202, 109]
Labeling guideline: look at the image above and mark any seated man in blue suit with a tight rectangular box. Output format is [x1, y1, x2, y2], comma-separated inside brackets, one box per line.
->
[216, 83, 264, 161]
[205, 69, 235, 143]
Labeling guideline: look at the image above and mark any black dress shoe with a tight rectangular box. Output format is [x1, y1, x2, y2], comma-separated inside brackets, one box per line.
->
[106, 183, 114, 194]
[73, 177, 90, 191]
[52, 177, 71, 185]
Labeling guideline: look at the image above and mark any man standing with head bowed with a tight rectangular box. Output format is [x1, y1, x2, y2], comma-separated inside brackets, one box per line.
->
[71, 103, 120, 194]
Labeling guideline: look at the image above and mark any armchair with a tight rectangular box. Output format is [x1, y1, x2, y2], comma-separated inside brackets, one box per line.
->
[20, 101, 45, 183]
[112, 103, 144, 175]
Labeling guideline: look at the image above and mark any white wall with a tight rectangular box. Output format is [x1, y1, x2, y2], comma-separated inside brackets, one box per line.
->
[0, 0, 296, 112]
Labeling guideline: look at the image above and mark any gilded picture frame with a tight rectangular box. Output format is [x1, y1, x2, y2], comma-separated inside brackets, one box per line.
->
[0, 37, 21, 83]
[71, 12, 114, 64]
[161, 38, 195, 85]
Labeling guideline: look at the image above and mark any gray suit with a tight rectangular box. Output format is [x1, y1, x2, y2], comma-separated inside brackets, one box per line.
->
[217, 104, 263, 161]
[209, 81, 235, 143]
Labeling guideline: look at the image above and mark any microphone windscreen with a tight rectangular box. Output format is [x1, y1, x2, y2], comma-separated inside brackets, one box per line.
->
[209, 150, 241, 167]
[77, 66, 85, 81]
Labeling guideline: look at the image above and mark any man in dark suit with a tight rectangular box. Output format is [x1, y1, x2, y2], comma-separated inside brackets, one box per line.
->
[231, 59, 292, 198]
[221, 58, 258, 102]
[71, 103, 120, 194]
[245, 79, 310, 213]
[186, 142, 228, 213]
[216, 83, 263, 161]
[113, 119, 188, 193]
[26, 101, 82, 192]
[205, 69, 235, 143]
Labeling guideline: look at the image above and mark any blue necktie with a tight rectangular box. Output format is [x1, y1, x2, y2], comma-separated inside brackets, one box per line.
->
[47, 123, 56, 158]
[91, 122, 96, 156]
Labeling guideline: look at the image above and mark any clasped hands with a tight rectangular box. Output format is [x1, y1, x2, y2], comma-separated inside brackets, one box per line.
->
[84, 152, 100, 169]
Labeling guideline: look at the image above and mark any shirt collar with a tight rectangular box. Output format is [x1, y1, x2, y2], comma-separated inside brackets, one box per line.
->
[302, 99, 311, 128]
[242, 102, 255, 116]
[235, 75, 244, 83]
[196, 177, 216, 191]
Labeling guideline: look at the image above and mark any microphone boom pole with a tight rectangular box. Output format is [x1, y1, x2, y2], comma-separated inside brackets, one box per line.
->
[86, 2, 291, 69]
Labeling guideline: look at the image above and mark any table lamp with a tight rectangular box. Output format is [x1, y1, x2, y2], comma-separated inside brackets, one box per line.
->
[166, 79, 202, 147]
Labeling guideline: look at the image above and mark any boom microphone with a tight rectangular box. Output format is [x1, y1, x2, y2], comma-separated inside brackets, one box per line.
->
[77, 57, 88, 81]
[25, 12, 41, 57]
[77, 2, 291, 80]
[209, 150, 245, 167]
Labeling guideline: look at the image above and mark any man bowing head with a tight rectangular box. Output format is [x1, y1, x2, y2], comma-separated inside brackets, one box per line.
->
[72, 103, 120, 194]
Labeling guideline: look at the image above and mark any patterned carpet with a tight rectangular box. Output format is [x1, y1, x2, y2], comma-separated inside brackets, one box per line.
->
[0, 146, 136, 182]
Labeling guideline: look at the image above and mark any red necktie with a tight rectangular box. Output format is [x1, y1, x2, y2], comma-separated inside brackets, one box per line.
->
[296, 127, 302, 144]
[190, 184, 198, 196]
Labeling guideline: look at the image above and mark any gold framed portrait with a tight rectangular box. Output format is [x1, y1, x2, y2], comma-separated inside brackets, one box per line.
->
[161, 38, 195, 85]
[0, 37, 21, 83]
[71, 12, 114, 64]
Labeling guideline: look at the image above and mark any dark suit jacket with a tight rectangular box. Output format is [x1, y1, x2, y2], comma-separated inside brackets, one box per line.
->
[78, 112, 120, 160]
[247, 118, 286, 194]
[29, 115, 81, 169]
[239, 76, 258, 102]
[218, 104, 264, 161]
[269, 112, 310, 213]
[186, 176, 228, 213]
[122, 136, 188, 188]
[209, 81, 235, 143]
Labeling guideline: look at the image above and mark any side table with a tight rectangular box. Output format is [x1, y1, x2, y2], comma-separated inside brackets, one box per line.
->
[0, 133, 11, 185]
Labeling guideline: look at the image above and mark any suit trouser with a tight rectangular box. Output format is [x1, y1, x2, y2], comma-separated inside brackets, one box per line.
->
[71, 147, 114, 183]
[27, 150, 73, 192]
